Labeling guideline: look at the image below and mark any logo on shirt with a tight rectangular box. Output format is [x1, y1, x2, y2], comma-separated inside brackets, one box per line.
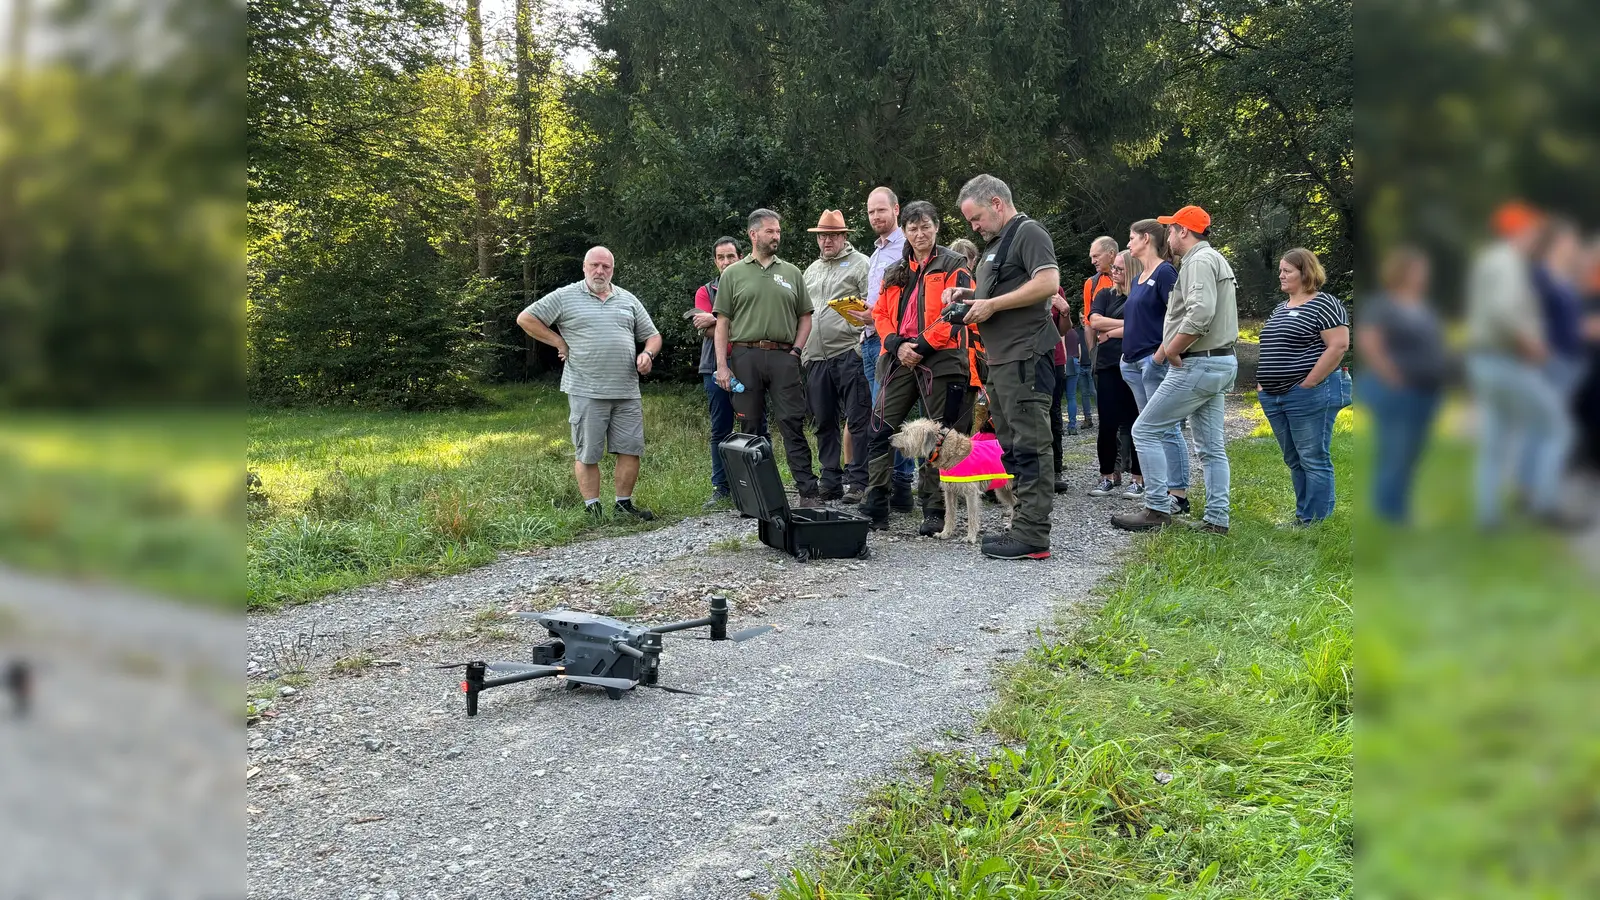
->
[772, 274, 795, 293]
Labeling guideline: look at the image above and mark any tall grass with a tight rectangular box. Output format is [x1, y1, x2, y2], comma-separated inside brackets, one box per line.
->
[249, 383, 749, 609]
[777, 408, 1354, 898]
[0, 410, 239, 606]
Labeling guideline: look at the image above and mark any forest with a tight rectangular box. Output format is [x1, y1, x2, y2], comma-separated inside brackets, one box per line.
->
[246, 0, 1353, 408]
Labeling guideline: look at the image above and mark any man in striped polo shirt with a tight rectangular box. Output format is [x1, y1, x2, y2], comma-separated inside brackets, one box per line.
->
[517, 246, 663, 522]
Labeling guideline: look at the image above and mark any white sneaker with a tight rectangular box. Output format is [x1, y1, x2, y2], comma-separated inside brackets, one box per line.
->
[1122, 482, 1146, 500]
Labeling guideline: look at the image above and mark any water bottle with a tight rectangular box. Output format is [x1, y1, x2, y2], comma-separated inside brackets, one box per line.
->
[729, 376, 746, 393]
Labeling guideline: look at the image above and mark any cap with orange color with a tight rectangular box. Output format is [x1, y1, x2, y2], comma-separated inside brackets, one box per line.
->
[1491, 201, 1544, 238]
[1157, 205, 1211, 234]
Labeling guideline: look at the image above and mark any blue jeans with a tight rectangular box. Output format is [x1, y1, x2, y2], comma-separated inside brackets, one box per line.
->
[1132, 355, 1235, 525]
[1362, 375, 1439, 524]
[861, 332, 915, 486]
[1259, 377, 1339, 523]
[1062, 358, 1080, 427]
[1469, 354, 1574, 525]
[1120, 356, 1190, 492]
[703, 374, 766, 493]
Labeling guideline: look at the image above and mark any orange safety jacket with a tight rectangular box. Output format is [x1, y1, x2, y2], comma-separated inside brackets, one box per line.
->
[873, 245, 979, 384]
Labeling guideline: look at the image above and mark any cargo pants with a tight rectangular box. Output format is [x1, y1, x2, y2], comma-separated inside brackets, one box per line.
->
[984, 352, 1055, 546]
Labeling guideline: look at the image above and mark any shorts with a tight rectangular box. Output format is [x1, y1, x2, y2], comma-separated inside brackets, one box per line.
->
[568, 396, 645, 464]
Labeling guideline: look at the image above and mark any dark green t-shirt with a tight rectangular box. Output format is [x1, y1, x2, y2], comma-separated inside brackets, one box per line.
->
[713, 254, 814, 345]
[974, 217, 1059, 365]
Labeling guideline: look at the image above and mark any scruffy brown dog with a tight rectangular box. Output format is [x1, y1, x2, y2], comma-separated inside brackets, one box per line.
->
[890, 418, 1016, 544]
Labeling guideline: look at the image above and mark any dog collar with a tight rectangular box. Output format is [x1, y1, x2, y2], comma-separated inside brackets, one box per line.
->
[929, 428, 950, 464]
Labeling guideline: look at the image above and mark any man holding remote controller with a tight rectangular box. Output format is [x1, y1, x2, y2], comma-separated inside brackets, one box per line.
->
[944, 174, 1060, 560]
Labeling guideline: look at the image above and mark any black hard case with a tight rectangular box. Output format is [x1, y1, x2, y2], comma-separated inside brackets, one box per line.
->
[717, 433, 871, 560]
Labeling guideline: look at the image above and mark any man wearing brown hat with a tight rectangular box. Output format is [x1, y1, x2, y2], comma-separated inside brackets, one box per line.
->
[714, 208, 822, 504]
[1114, 204, 1240, 535]
[802, 209, 873, 502]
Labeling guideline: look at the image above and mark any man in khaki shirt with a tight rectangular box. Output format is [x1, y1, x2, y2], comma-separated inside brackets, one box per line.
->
[1114, 205, 1240, 535]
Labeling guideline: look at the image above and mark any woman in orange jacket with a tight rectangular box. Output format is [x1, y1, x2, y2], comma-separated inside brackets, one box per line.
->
[859, 200, 981, 534]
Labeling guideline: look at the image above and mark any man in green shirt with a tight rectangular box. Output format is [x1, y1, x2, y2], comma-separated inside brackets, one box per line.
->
[713, 208, 821, 504]
[947, 174, 1060, 560]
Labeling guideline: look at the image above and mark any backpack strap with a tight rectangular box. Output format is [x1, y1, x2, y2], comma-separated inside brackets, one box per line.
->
[983, 214, 1030, 297]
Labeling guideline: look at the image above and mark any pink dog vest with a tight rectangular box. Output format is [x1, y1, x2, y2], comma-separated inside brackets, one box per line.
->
[938, 434, 1012, 491]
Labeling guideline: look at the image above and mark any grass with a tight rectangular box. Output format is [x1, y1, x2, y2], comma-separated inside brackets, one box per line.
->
[0, 409, 240, 607]
[248, 383, 753, 610]
[775, 404, 1353, 899]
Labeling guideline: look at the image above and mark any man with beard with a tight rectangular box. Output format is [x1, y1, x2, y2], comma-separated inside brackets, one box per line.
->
[518, 246, 663, 522]
[713, 209, 822, 504]
[946, 175, 1060, 559]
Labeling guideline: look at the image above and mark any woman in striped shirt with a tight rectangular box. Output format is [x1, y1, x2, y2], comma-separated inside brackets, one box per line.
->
[1256, 248, 1352, 526]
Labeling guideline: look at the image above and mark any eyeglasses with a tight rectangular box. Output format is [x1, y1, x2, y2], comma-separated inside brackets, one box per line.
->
[1110, 266, 1126, 272]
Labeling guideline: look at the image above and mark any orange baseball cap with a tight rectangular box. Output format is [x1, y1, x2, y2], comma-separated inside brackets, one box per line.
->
[1157, 205, 1211, 234]
[1491, 201, 1543, 238]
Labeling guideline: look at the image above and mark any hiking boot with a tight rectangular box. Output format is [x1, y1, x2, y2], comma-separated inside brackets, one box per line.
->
[1172, 494, 1191, 515]
[817, 486, 844, 502]
[1054, 475, 1072, 494]
[890, 481, 915, 513]
[1067, 424, 1080, 436]
[703, 489, 732, 510]
[981, 537, 1051, 560]
[614, 499, 655, 521]
[841, 484, 866, 505]
[917, 511, 946, 537]
[1121, 482, 1146, 501]
[1088, 477, 1122, 497]
[1082, 417, 1096, 430]
[859, 487, 890, 530]
[1111, 507, 1172, 532]
[1195, 521, 1229, 535]
[795, 492, 823, 509]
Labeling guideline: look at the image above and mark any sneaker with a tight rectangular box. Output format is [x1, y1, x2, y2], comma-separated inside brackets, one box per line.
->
[1121, 482, 1146, 500]
[917, 513, 946, 537]
[1173, 495, 1192, 515]
[1111, 507, 1173, 532]
[1275, 517, 1311, 531]
[1088, 478, 1122, 497]
[585, 501, 605, 522]
[1082, 418, 1096, 430]
[981, 537, 1051, 560]
[841, 484, 865, 505]
[1067, 425, 1079, 436]
[614, 499, 655, 521]
[703, 489, 732, 510]
[1195, 521, 1229, 535]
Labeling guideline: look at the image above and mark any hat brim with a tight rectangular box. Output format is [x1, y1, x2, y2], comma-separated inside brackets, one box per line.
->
[1156, 215, 1177, 225]
[807, 226, 849, 233]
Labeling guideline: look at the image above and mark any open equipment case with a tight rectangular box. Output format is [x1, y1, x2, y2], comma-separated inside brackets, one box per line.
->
[718, 433, 872, 561]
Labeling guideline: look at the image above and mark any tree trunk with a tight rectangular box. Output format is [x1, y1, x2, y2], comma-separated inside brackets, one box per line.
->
[515, 0, 536, 373]
[465, 0, 496, 356]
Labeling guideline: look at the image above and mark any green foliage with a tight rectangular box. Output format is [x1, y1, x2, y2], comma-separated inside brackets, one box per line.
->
[777, 411, 1354, 899]
[247, 384, 731, 608]
[249, 221, 487, 408]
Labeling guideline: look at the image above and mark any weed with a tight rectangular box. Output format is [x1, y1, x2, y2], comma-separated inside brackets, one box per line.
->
[608, 599, 640, 618]
[331, 652, 374, 675]
[710, 534, 748, 552]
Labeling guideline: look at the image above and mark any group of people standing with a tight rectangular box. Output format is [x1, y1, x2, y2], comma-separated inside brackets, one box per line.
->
[517, 176, 1357, 551]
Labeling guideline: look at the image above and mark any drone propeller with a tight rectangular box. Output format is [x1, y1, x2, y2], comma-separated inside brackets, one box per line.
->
[558, 674, 637, 691]
[728, 624, 776, 642]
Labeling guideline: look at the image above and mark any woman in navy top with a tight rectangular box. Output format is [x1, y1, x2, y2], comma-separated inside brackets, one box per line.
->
[1119, 218, 1190, 511]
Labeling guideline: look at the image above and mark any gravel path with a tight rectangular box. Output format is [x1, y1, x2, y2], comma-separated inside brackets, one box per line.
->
[247, 402, 1260, 900]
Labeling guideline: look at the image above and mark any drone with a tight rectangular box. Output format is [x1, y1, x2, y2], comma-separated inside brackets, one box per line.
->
[436, 596, 772, 716]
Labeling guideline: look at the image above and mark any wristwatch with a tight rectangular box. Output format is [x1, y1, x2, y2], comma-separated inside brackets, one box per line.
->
[645, 349, 659, 360]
